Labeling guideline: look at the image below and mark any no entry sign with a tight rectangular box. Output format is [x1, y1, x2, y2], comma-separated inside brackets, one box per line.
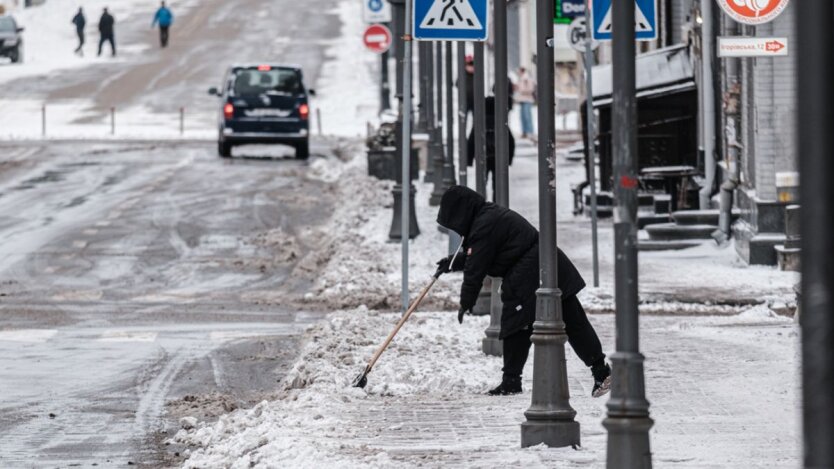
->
[363, 24, 392, 54]
[715, 0, 790, 25]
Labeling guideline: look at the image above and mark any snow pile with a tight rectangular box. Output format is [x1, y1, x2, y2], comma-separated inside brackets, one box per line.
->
[173, 309, 499, 468]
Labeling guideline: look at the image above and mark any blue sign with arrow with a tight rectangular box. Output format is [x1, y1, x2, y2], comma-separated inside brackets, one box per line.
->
[591, 0, 658, 42]
[413, 0, 489, 41]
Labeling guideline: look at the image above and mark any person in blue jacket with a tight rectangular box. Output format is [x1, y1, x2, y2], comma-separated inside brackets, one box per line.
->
[151, 1, 174, 48]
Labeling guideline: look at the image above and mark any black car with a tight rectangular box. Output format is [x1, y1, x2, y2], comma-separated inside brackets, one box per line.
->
[0, 15, 24, 64]
[209, 64, 314, 159]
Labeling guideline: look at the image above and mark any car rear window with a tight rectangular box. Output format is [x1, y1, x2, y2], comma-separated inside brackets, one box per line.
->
[0, 17, 16, 32]
[232, 68, 302, 96]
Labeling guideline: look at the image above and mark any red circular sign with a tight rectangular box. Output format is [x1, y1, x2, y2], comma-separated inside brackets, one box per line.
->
[363, 24, 392, 54]
[716, 0, 790, 25]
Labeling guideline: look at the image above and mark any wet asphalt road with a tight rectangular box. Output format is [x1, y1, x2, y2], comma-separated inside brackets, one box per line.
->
[0, 140, 345, 468]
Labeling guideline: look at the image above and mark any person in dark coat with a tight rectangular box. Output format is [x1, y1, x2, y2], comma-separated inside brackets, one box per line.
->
[435, 185, 612, 397]
[72, 8, 86, 56]
[97, 8, 116, 57]
[466, 96, 516, 202]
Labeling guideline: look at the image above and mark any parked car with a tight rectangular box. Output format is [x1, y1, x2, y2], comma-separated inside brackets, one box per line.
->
[209, 64, 315, 159]
[0, 15, 23, 64]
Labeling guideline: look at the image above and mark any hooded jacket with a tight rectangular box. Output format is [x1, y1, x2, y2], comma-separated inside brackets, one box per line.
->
[437, 186, 586, 338]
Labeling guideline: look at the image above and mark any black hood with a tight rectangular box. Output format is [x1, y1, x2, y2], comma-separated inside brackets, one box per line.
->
[437, 186, 485, 237]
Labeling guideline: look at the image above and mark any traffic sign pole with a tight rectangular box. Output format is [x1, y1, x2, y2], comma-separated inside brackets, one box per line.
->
[457, 42, 468, 186]
[494, 0, 509, 208]
[584, 1, 600, 288]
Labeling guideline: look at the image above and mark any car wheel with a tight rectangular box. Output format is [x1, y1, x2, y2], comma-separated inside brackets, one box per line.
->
[10, 44, 22, 64]
[295, 139, 310, 160]
[218, 140, 232, 158]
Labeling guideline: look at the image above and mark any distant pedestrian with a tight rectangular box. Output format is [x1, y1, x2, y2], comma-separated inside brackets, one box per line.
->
[514, 67, 536, 139]
[466, 96, 516, 202]
[151, 1, 174, 48]
[97, 7, 116, 57]
[72, 7, 86, 56]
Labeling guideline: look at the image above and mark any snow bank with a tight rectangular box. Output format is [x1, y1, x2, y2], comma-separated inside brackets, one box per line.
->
[173, 310, 499, 468]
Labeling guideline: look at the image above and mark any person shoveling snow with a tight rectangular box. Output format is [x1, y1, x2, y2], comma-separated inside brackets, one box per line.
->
[436, 186, 612, 397]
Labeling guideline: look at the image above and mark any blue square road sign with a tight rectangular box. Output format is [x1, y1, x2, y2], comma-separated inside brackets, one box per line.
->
[591, 0, 658, 42]
[413, 0, 489, 42]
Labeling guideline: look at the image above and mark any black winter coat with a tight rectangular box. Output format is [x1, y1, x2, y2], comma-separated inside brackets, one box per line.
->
[437, 186, 586, 339]
[99, 12, 115, 36]
[72, 12, 86, 31]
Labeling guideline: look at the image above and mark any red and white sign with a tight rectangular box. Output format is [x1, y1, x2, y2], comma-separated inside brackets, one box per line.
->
[717, 36, 789, 57]
[363, 24, 392, 54]
[715, 0, 790, 25]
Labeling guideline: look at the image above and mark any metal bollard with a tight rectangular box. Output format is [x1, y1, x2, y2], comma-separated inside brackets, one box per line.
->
[180, 107, 185, 136]
[316, 108, 323, 136]
[41, 105, 46, 137]
[110, 107, 115, 136]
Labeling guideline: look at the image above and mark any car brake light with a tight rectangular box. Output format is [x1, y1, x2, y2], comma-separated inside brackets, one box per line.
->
[299, 103, 309, 120]
[257, 64, 271, 71]
[223, 103, 234, 120]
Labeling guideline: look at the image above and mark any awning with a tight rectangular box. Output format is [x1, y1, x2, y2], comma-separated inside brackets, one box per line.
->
[591, 44, 696, 107]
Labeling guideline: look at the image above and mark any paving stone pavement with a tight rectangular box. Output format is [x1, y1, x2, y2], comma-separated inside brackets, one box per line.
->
[338, 315, 799, 468]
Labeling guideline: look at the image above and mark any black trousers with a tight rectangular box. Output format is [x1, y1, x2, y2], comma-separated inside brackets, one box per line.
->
[502, 294, 605, 381]
[75, 30, 85, 53]
[98, 34, 116, 56]
[160, 26, 170, 47]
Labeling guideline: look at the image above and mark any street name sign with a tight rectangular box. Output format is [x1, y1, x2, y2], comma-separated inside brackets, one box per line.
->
[715, 0, 790, 26]
[717, 36, 788, 57]
[413, 0, 489, 41]
[590, 0, 658, 42]
[555, 0, 586, 24]
[363, 24, 393, 54]
[363, 0, 392, 24]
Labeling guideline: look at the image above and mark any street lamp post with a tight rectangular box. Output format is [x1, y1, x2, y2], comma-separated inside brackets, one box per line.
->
[473, 41, 492, 318]
[797, 2, 834, 467]
[457, 42, 468, 187]
[520, 0, 579, 449]
[430, 42, 447, 206]
[602, 1, 654, 467]
[424, 42, 437, 184]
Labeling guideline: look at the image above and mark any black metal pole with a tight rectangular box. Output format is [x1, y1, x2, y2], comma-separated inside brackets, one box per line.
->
[388, 0, 419, 242]
[520, 0, 580, 448]
[473, 42, 487, 197]
[797, 2, 834, 467]
[603, 0, 653, 466]
[381, 48, 391, 112]
[424, 42, 437, 183]
[430, 41, 447, 206]
[457, 42, 468, 186]
[493, 0, 509, 207]
[417, 42, 429, 133]
[443, 41, 456, 191]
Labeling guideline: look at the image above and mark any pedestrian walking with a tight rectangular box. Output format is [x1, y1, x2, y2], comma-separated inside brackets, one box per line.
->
[72, 7, 86, 56]
[97, 7, 116, 57]
[466, 96, 515, 202]
[151, 1, 174, 48]
[514, 67, 536, 139]
[435, 185, 612, 397]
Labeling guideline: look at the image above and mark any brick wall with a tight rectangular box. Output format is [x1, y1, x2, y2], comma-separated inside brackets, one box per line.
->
[748, 4, 798, 201]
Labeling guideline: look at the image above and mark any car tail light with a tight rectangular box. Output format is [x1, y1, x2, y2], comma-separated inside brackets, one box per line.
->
[299, 103, 309, 120]
[223, 103, 234, 120]
[257, 64, 271, 71]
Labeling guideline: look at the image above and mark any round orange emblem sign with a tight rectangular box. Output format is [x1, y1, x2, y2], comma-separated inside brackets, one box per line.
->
[715, 0, 791, 25]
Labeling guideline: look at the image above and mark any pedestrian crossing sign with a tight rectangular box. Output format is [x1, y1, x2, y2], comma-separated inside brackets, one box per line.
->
[591, 0, 658, 42]
[413, 0, 489, 41]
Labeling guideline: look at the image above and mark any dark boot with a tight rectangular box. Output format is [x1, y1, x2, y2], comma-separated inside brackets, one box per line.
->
[591, 362, 612, 398]
[487, 377, 522, 396]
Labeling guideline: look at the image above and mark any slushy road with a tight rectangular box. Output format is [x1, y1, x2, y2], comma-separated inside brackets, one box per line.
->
[0, 140, 345, 467]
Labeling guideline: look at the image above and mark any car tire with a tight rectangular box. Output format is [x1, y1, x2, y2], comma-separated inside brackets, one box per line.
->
[218, 140, 232, 158]
[295, 139, 310, 160]
[10, 44, 22, 64]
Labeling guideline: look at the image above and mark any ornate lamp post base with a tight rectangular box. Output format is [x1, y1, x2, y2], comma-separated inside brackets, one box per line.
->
[521, 420, 580, 449]
[482, 277, 503, 356]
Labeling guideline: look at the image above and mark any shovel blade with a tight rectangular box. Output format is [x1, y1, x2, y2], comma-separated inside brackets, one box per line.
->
[352, 372, 368, 389]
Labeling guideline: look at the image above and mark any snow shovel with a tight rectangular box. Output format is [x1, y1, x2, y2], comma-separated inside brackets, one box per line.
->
[352, 238, 464, 389]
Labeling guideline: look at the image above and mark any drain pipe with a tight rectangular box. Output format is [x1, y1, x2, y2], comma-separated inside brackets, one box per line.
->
[699, 0, 717, 209]
[714, 116, 742, 244]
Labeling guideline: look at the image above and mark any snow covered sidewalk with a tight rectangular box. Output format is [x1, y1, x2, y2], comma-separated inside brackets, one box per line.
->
[172, 306, 799, 468]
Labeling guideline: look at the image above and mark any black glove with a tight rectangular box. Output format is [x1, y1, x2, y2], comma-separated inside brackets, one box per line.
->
[435, 253, 466, 276]
[458, 297, 475, 324]
[458, 307, 471, 324]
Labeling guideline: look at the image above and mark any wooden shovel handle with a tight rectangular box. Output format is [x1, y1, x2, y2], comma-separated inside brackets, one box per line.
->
[365, 276, 437, 373]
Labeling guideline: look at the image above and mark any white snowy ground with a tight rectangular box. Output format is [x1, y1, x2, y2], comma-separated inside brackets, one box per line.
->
[173, 306, 799, 468]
